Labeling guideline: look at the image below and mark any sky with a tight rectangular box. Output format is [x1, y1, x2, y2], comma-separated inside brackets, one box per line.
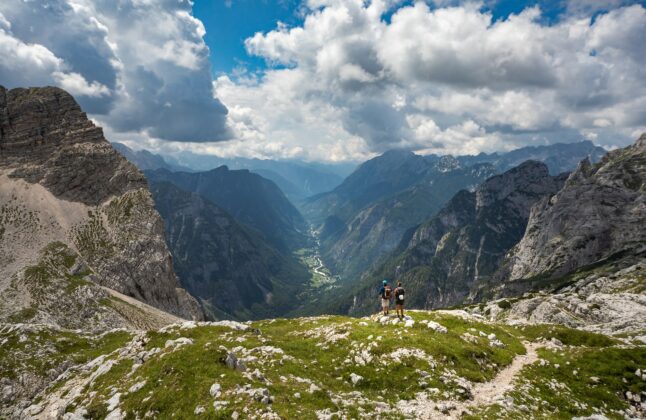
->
[1, 0, 646, 163]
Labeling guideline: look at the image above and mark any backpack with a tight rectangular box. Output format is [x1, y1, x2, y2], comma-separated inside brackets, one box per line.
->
[395, 287, 405, 301]
[383, 285, 392, 299]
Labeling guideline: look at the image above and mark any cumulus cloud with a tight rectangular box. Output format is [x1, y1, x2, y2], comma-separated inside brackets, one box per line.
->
[0, 0, 230, 142]
[204, 0, 646, 161]
[2, 0, 645, 161]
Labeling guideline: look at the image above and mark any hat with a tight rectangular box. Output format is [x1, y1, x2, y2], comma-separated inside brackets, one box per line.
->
[383, 279, 388, 285]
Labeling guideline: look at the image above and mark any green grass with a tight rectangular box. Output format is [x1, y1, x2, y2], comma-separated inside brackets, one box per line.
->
[7, 306, 38, 323]
[469, 346, 646, 419]
[65, 312, 529, 418]
[509, 324, 618, 347]
[13, 311, 644, 419]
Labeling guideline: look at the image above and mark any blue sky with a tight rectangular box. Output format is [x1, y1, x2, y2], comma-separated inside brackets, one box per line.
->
[194, 0, 303, 74]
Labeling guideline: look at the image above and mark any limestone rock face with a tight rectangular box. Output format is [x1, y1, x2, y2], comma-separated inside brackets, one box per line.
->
[0, 86, 203, 325]
[505, 135, 646, 281]
[0, 86, 146, 205]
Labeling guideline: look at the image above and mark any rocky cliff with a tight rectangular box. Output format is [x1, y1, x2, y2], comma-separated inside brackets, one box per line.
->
[0, 86, 202, 328]
[502, 134, 646, 283]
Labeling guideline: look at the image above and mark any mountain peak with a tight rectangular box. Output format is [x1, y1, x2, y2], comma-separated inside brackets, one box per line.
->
[637, 132, 646, 148]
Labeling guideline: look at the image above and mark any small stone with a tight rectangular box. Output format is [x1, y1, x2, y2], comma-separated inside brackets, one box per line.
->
[128, 381, 146, 393]
[350, 373, 363, 385]
[210, 383, 221, 398]
[106, 393, 121, 412]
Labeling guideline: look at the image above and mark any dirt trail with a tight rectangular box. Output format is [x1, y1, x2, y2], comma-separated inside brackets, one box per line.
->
[397, 341, 541, 419]
[450, 341, 540, 417]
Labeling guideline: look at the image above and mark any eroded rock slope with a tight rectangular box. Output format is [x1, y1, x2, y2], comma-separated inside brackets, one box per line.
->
[0, 86, 202, 328]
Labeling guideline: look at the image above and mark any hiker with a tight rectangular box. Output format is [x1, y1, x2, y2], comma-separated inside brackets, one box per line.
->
[378, 280, 392, 315]
[394, 282, 405, 320]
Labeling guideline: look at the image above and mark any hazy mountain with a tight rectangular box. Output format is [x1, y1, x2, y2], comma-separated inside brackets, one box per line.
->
[331, 161, 567, 315]
[456, 140, 607, 174]
[150, 181, 311, 320]
[319, 163, 498, 282]
[249, 165, 344, 206]
[165, 151, 356, 178]
[0, 86, 202, 329]
[164, 152, 351, 203]
[145, 167, 309, 253]
[111, 142, 191, 172]
[303, 150, 437, 224]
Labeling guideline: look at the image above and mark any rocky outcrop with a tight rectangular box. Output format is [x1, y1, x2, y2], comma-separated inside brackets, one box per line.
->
[503, 134, 646, 282]
[0, 86, 203, 326]
[475, 252, 646, 336]
[0, 87, 146, 205]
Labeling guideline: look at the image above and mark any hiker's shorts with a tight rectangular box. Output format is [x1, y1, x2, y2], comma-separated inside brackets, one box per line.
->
[381, 298, 389, 310]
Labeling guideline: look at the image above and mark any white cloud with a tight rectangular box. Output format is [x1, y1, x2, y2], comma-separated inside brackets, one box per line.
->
[208, 0, 645, 161]
[0, 0, 230, 142]
[52, 71, 110, 97]
[1, 0, 645, 161]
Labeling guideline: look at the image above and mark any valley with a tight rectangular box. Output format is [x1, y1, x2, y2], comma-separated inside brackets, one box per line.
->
[0, 85, 644, 419]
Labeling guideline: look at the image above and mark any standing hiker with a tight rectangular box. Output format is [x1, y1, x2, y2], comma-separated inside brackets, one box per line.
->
[394, 282, 405, 320]
[378, 280, 392, 316]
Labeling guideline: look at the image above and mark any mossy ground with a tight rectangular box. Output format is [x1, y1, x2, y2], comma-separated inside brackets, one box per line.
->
[57, 312, 526, 418]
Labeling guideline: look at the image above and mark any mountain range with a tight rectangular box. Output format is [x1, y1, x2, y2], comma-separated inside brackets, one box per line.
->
[335, 136, 645, 316]
[304, 141, 607, 286]
[112, 142, 349, 207]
